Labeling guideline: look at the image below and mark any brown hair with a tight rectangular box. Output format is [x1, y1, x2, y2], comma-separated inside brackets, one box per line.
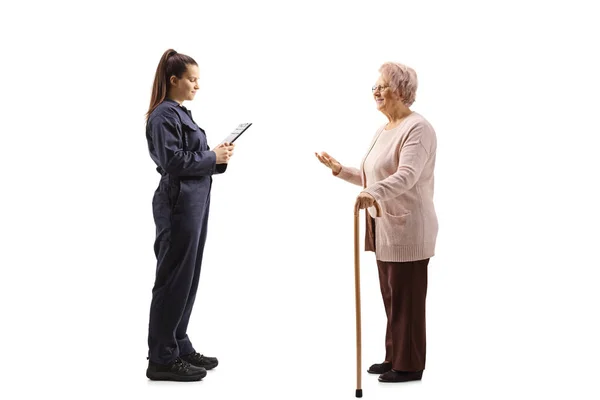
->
[146, 49, 198, 120]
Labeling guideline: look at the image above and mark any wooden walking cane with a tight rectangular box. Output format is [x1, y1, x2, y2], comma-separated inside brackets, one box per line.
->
[354, 200, 381, 398]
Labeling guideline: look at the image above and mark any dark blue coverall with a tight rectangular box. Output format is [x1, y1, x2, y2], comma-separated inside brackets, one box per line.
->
[145, 98, 226, 364]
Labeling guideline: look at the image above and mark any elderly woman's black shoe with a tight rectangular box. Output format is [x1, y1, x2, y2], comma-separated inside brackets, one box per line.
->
[378, 369, 423, 382]
[367, 361, 392, 374]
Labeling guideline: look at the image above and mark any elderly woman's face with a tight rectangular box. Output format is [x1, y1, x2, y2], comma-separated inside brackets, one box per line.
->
[373, 74, 399, 112]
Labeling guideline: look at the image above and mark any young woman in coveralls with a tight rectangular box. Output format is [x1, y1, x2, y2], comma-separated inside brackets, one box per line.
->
[144, 49, 234, 381]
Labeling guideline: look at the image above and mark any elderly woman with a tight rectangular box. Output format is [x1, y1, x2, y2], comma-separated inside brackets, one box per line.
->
[315, 62, 438, 383]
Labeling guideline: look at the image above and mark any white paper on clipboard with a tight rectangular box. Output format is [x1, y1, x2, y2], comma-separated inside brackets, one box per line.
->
[219, 123, 252, 145]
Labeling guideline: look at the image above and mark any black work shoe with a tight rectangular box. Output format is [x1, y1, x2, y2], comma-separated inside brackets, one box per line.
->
[368, 362, 393, 374]
[146, 357, 207, 381]
[180, 352, 219, 370]
[378, 369, 423, 383]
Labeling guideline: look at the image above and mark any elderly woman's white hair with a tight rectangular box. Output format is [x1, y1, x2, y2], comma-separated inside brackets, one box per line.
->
[379, 62, 418, 107]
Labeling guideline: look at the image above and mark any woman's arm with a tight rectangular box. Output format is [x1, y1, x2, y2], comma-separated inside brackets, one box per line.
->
[333, 165, 362, 186]
[362, 125, 433, 201]
[149, 109, 217, 177]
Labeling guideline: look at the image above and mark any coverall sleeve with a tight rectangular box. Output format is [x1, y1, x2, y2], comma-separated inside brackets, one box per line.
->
[149, 109, 217, 177]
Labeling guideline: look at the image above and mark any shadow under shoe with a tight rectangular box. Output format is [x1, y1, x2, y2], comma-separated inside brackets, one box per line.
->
[180, 352, 219, 370]
[146, 357, 207, 382]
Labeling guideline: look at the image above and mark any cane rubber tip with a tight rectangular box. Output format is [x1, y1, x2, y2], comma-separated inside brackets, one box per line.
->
[356, 389, 363, 397]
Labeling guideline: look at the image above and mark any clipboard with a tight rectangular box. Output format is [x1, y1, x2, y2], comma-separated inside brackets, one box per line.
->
[219, 123, 252, 145]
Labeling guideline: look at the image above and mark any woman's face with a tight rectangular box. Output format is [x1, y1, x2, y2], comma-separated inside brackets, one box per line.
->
[373, 74, 398, 112]
[170, 64, 200, 102]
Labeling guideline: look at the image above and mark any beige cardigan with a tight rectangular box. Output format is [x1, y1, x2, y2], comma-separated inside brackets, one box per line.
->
[334, 112, 438, 262]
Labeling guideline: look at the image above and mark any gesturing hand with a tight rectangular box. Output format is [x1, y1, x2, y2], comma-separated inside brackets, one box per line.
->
[315, 151, 342, 174]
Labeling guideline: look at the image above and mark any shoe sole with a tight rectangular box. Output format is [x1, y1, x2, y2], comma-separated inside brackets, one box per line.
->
[203, 362, 218, 370]
[378, 373, 423, 383]
[146, 370, 207, 382]
[378, 378, 422, 383]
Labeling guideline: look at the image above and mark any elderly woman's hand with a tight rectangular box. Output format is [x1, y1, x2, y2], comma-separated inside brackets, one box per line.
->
[355, 192, 376, 209]
[315, 151, 342, 174]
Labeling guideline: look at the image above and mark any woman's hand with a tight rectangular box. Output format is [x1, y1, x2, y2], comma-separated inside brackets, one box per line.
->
[214, 142, 235, 164]
[215, 142, 234, 149]
[315, 151, 342, 174]
[355, 192, 376, 209]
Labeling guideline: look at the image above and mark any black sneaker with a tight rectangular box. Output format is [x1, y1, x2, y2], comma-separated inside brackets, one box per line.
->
[180, 352, 219, 370]
[146, 357, 207, 381]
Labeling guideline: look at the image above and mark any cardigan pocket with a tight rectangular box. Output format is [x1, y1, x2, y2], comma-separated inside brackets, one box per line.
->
[384, 210, 411, 225]
[379, 211, 415, 246]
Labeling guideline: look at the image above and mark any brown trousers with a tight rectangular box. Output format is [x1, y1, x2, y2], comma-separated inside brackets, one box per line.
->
[366, 215, 429, 372]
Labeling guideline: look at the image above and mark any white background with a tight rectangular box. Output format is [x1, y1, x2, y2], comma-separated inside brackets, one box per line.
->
[1, 0, 599, 399]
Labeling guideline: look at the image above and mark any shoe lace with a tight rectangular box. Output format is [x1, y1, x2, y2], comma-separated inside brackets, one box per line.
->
[187, 352, 204, 361]
[173, 358, 191, 372]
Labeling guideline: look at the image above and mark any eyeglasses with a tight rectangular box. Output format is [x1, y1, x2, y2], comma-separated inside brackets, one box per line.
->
[372, 85, 389, 93]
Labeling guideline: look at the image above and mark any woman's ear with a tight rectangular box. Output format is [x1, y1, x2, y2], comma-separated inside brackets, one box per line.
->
[393, 88, 403, 100]
[169, 75, 178, 87]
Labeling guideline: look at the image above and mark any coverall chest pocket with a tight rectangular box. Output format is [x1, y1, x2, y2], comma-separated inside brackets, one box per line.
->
[182, 122, 206, 152]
